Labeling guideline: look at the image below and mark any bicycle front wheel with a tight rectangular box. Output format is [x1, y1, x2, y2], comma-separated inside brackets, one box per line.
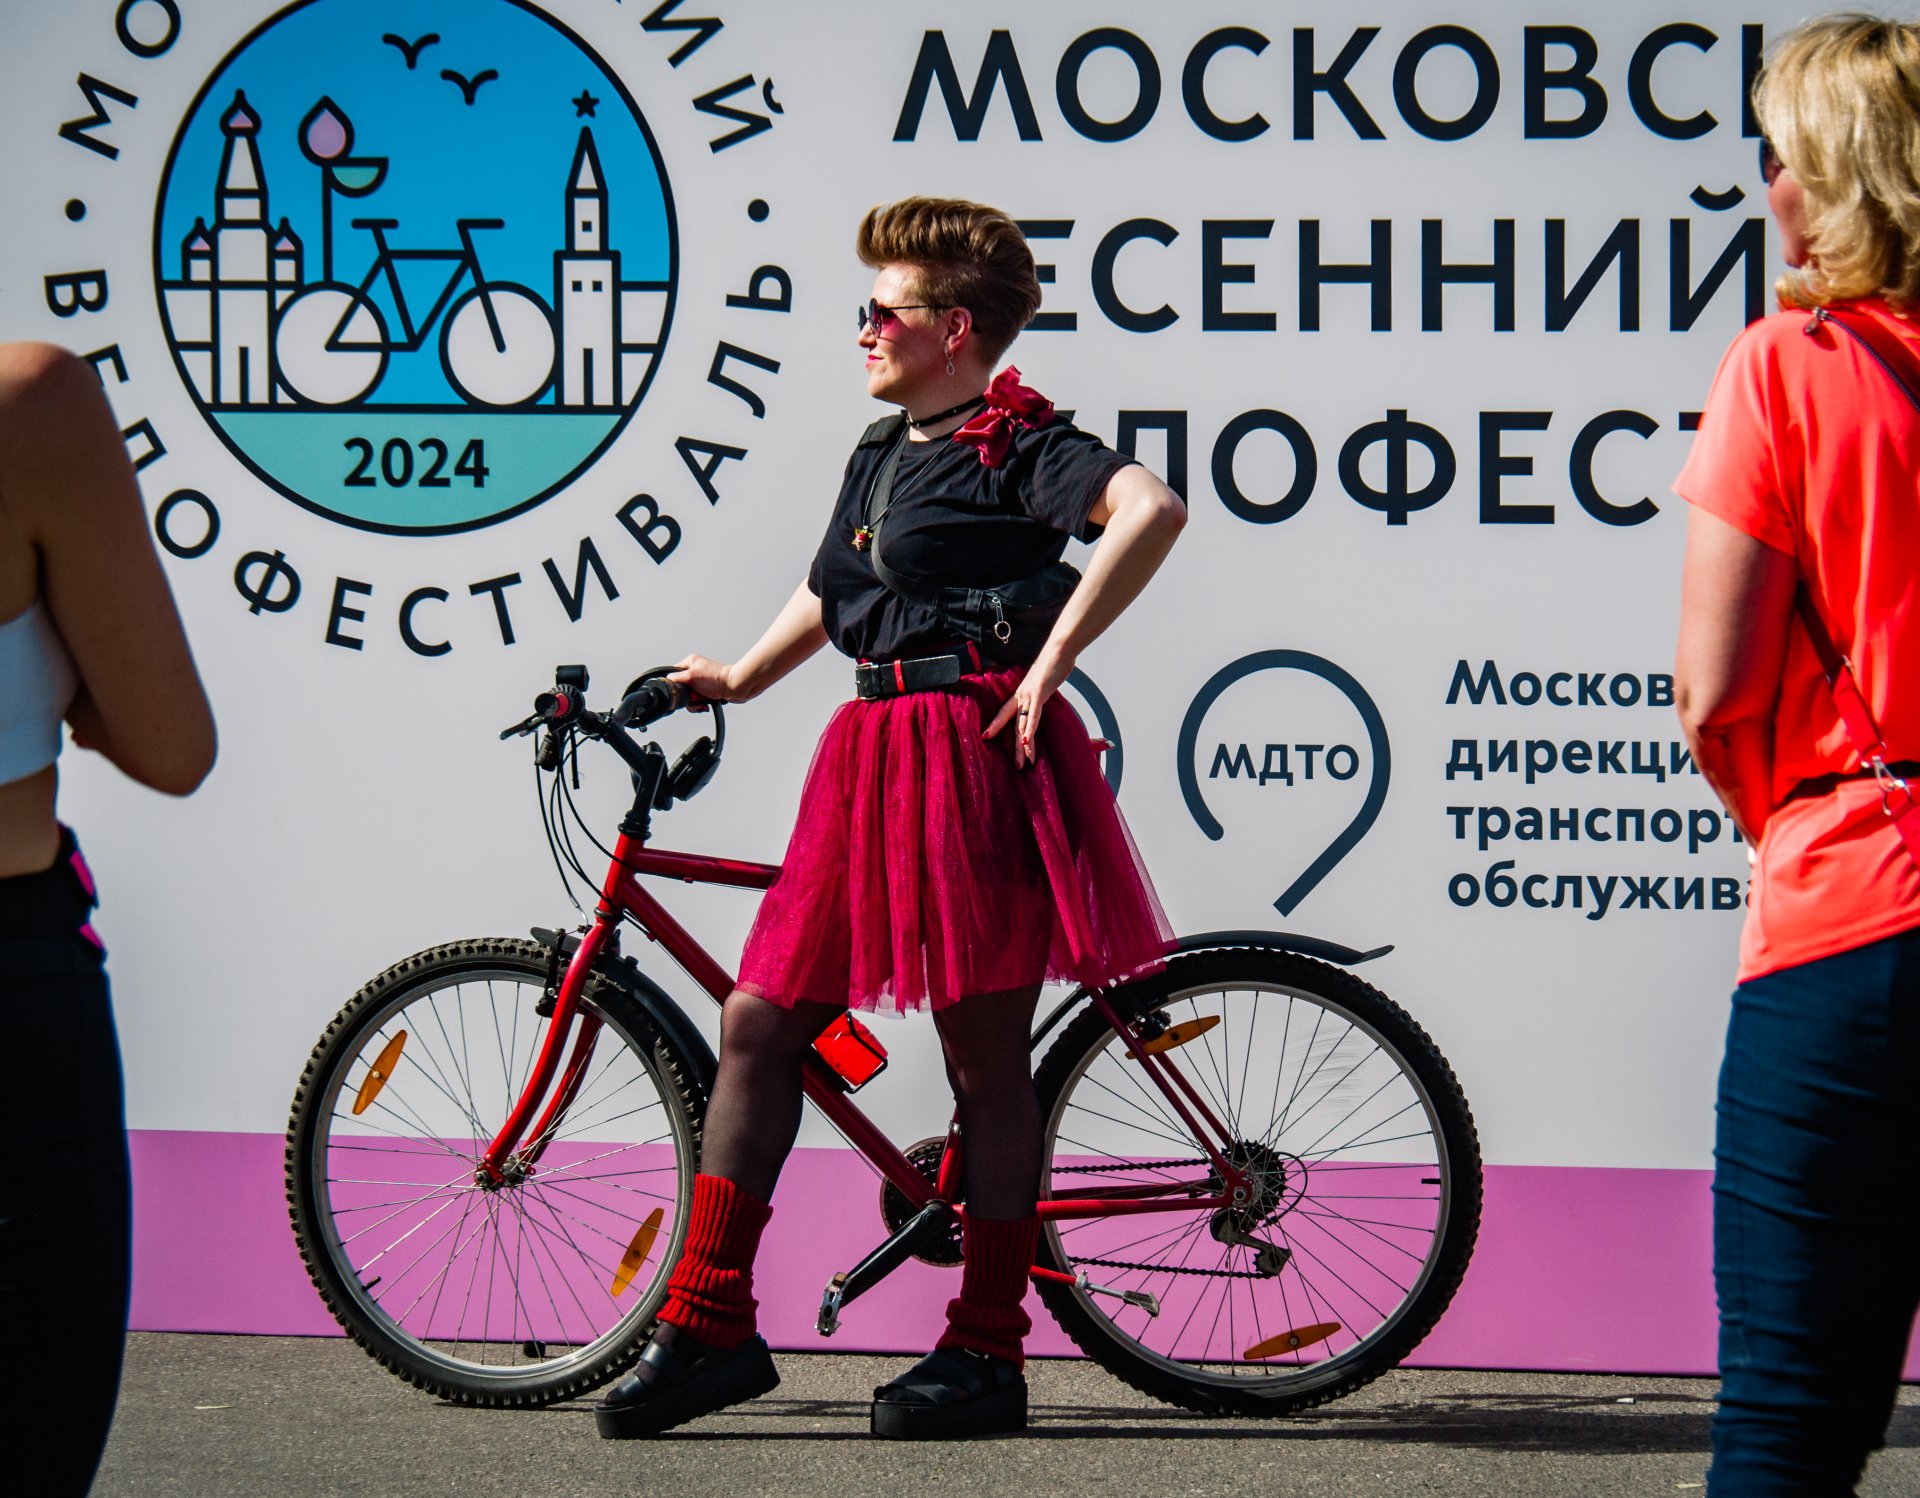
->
[1034, 946, 1480, 1416]
[286, 938, 704, 1406]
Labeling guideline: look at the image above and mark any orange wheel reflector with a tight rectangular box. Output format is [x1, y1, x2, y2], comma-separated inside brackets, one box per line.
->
[611, 1208, 665, 1298]
[352, 1031, 408, 1116]
[1134, 1015, 1221, 1057]
[1244, 1322, 1341, 1361]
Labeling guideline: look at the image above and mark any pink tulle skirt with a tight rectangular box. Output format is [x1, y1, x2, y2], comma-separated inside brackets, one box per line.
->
[736, 665, 1173, 1015]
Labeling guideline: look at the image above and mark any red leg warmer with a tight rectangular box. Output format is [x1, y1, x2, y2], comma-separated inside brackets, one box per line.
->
[936, 1213, 1041, 1369]
[656, 1173, 772, 1350]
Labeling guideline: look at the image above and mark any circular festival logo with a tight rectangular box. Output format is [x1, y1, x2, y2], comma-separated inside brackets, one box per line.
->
[153, 0, 677, 535]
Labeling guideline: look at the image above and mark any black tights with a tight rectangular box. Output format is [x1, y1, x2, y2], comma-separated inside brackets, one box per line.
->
[0, 840, 129, 1497]
[699, 987, 1042, 1219]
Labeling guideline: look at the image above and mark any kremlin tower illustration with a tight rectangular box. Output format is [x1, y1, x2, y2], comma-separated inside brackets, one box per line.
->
[162, 91, 662, 410]
[551, 125, 667, 409]
[164, 94, 302, 406]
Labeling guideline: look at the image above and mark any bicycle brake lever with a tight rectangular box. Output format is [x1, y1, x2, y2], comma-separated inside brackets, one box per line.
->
[500, 713, 541, 740]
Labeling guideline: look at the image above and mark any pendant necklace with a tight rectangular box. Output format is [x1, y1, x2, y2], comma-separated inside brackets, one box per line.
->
[852, 431, 950, 552]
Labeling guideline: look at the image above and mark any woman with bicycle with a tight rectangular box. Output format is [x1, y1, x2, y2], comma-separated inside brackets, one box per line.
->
[0, 343, 215, 1494]
[595, 198, 1184, 1440]
[1674, 16, 1920, 1492]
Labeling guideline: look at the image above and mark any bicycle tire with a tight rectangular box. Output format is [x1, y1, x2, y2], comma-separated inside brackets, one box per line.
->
[1033, 946, 1480, 1416]
[286, 937, 705, 1406]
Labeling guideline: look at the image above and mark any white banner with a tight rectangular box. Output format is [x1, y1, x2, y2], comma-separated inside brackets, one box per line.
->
[2, 0, 1790, 1187]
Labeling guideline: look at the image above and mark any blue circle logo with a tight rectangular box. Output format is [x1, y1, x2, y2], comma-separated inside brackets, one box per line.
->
[154, 0, 677, 534]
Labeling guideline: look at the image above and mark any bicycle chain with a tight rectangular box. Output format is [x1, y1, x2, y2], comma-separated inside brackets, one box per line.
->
[1068, 1255, 1267, 1280]
[1055, 1156, 1287, 1281]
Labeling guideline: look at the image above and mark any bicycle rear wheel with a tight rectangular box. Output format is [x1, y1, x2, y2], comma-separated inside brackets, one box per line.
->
[286, 937, 704, 1406]
[1034, 946, 1480, 1416]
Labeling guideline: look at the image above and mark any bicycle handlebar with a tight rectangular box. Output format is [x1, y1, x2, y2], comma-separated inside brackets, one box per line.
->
[498, 667, 704, 757]
[612, 677, 691, 731]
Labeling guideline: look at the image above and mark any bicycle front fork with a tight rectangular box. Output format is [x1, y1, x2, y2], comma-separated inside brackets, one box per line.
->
[476, 918, 617, 1185]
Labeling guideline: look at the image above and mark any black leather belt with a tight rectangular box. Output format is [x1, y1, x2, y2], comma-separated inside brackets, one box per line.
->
[853, 644, 983, 701]
[1783, 759, 1920, 804]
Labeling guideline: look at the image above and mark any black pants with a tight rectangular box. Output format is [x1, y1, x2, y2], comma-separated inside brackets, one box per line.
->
[0, 830, 130, 1496]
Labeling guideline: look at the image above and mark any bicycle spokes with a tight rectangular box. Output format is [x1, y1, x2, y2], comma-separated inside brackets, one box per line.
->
[292, 950, 697, 1396]
[1042, 969, 1459, 1385]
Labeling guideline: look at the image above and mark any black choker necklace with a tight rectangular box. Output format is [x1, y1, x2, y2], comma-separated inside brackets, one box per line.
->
[905, 394, 987, 430]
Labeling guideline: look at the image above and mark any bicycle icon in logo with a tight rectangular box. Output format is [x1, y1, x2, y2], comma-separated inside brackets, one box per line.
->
[153, 0, 677, 534]
[276, 215, 555, 408]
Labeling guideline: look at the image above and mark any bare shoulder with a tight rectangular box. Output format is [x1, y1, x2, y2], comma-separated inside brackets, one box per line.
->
[0, 342, 134, 538]
[0, 341, 93, 405]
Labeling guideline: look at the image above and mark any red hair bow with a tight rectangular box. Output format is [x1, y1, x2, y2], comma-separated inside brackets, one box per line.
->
[952, 367, 1055, 468]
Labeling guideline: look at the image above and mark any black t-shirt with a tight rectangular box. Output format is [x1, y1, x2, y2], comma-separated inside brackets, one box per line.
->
[808, 418, 1136, 661]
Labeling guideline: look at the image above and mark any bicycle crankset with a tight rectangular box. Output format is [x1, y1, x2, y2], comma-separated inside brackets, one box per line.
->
[877, 1136, 964, 1265]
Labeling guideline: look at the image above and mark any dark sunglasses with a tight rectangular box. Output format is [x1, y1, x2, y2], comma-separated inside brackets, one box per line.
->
[1759, 136, 1783, 186]
[856, 298, 939, 334]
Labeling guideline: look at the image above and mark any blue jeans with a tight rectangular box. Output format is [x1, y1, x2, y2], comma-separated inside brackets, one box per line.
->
[1710, 927, 1920, 1495]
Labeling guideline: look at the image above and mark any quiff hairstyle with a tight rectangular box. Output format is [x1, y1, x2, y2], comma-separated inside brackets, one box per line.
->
[1756, 13, 1920, 308]
[857, 197, 1042, 362]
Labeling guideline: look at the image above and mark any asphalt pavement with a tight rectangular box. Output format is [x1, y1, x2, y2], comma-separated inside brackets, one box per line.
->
[97, 1333, 1920, 1497]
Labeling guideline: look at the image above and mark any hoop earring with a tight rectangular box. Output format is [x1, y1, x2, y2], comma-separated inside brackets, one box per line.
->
[945, 356, 955, 376]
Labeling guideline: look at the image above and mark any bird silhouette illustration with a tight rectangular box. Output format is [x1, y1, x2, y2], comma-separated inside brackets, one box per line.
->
[440, 67, 499, 105]
[380, 32, 439, 69]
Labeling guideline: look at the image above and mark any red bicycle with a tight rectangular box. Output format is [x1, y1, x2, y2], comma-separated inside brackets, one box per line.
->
[285, 666, 1480, 1415]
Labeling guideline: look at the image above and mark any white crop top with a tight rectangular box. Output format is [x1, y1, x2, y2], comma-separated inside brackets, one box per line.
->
[0, 600, 78, 786]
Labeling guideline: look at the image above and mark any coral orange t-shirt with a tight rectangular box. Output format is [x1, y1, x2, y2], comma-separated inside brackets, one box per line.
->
[1674, 298, 1920, 983]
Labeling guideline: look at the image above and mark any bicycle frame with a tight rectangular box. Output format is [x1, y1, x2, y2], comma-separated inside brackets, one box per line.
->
[479, 723, 1254, 1289]
[330, 217, 508, 354]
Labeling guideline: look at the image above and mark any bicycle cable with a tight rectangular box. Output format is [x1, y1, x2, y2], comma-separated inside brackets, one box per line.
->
[536, 754, 571, 902]
[552, 741, 599, 892]
[556, 737, 622, 874]
[535, 735, 590, 914]
[550, 727, 686, 944]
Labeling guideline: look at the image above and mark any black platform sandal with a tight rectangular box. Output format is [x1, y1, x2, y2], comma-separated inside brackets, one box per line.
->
[594, 1331, 780, 1439]
[870, 1346, 1027, 1440]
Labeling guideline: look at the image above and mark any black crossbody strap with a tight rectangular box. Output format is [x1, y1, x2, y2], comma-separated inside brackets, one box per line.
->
[1813, 306, 1920, 415]
[1794, 306, 1920, 866]
[854, 422, 1081, 664]
[858, 413, 909, 448]
[862, 426, 912, 537]
[860, 427, 997, 650]
[869, 491, 994, 653]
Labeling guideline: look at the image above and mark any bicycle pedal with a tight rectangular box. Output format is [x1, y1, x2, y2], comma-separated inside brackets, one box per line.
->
[817, 1272, 849, 1337]
[1076, 1274, 1160, 1318]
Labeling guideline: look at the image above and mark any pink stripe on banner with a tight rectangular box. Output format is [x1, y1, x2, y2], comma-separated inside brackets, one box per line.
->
[128, 1131, 339, 1336]
[126, 1132, 1920, 1377]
